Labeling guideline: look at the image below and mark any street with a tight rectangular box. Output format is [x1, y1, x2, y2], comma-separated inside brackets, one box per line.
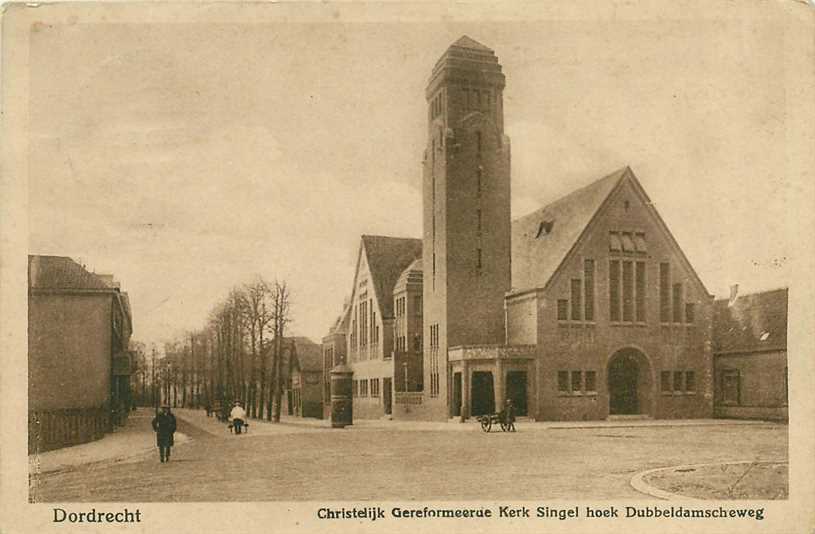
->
[29, 410, 787, 502]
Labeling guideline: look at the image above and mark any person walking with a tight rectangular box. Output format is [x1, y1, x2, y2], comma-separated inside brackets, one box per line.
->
[229, 400, 247, 434]
[151, 405, 177, 463]
[504, 399, 516, 432]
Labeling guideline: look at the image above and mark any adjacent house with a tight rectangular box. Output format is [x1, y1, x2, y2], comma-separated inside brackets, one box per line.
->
[28, 255, 133, 453]
[713, 287, 788, 421]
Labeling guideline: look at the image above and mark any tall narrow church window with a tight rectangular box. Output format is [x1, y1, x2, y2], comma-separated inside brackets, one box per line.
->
[635, 261, 646, 322]
[659, 263, 670, 323]
[622, 261, 634, 322]
[570, 279, 582, 321]
[584, 259, 595, 321]
[609, 260, 621, 322]
[672, 283, 683, 323]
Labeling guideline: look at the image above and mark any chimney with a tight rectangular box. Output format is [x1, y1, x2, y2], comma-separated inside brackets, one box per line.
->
[728, 284, 739, 306]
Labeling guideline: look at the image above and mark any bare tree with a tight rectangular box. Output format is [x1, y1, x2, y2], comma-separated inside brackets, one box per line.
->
[270, 280, 292, 423]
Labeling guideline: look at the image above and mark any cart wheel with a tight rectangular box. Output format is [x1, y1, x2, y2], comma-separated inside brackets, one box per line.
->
[480, 417, 491, 432]
[500, 422, 509, 432]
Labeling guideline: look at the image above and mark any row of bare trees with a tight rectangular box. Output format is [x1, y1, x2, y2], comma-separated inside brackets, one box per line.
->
[132, 277, 291, 422]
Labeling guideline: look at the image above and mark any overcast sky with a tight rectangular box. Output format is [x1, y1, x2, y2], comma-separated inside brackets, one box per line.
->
[28, 17, 796, 347]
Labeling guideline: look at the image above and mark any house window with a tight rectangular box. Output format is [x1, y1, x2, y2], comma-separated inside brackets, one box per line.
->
[571, 371, 582, 392]
[557, 299, 569, 321]
[672, 283, 683, 323]
[609, 260, 621, 321]
[720, 369, 740, 405]
[673, 371, 683, 392]
[609, 232, 622, 252]
[585, 371, 597, 393]
[584, 259, 595, 321]
[360, 379, 368, 397]
[659, 263, 670, 323]
[635, 261, 646, 322]
[622, 261, 634, 322]
[685, 371, 696, 392]
[558, 371, 569, 392]
[570, 279, 582, 321]
[661, 371, 671, 392]
[685, 303, 695, 323]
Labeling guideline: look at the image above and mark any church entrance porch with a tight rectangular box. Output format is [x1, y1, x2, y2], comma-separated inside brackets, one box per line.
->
[447, 345, 536, 420]
[506, 371, 528, 416]
[606, 348, 653, 417]
[471, 372, 495, 416]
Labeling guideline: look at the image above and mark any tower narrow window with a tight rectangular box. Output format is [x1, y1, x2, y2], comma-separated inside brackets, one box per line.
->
[476, 248, 482, 270]
[476, 209, 482, 235]
[477, 167, 482, 196]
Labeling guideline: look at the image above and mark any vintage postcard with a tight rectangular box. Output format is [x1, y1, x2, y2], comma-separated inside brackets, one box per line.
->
[1, 1, 813, 533]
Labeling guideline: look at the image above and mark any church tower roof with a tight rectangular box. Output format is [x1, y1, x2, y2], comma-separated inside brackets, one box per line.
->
[450, 35, 493, 52]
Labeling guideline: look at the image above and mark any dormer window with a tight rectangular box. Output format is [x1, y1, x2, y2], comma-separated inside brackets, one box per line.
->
[536, 220, 555, 238]
[634, 232, 647, 253]
[621, 232, 635, 253]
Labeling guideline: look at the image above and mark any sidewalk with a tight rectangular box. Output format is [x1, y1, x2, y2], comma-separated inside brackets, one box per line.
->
[28, 408, 189, 475]
[178, 407, 773, 434]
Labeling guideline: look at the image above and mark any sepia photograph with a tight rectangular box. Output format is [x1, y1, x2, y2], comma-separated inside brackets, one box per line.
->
[2, 1, 814, 532]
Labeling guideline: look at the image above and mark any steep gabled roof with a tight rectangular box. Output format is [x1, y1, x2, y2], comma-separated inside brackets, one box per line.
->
[511, 166, 711, 298]
[290, 336, 323, 372]
[360, 235, 422, 319]
[511, 168, 626, 293]
[713, 288, 788, 354]
[28, 255, 111, 291]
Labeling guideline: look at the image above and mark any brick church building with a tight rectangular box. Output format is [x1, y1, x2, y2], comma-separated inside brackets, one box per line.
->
[323, 36, 723, 422]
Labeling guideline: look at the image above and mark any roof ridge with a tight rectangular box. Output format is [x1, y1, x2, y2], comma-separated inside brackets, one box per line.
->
[514, 166, 629, 223]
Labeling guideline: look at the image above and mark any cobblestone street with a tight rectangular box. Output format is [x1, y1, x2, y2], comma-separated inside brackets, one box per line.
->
[30, 411, 787, 502]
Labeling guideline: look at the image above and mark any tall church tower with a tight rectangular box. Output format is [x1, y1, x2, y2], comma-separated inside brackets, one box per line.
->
[422, 36, 511, 419]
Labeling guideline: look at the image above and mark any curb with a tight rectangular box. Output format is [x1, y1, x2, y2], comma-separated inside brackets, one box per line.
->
[630, 459, 788, 500]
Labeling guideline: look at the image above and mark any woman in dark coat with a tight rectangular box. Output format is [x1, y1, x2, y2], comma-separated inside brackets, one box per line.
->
[151, 405, 177, 463]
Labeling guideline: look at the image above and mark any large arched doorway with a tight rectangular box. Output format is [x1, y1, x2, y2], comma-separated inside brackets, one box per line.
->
[607, 348, 652, 416]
